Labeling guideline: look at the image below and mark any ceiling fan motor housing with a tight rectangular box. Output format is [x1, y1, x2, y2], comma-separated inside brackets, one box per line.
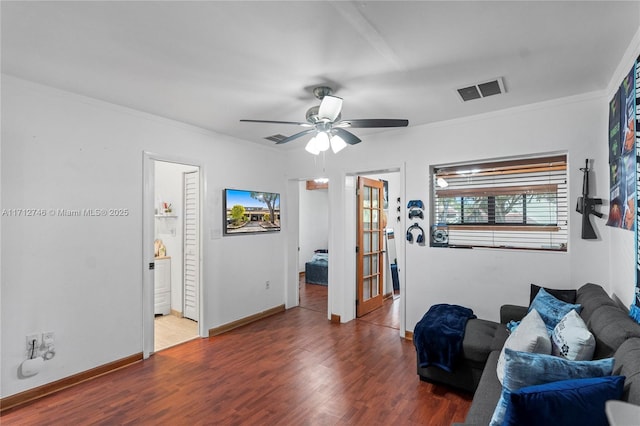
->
[306, 105, 341, 125]
[305, 105, 320, 123]
[312, 86, 333, 100]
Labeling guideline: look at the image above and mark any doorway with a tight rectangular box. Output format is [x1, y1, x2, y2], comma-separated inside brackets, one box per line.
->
[143, 154, 203, 357]
[154, 161, 200, 351]
[298, 179, 329, 313]
[354, 170, 401, 329]
[284, 166, 404, 332]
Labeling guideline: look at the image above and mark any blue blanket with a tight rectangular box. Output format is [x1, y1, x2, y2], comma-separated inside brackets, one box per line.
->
[413, 304, 476, 372]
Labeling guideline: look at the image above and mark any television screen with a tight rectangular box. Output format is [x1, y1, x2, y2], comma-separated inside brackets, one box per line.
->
[223, 189, 281, 235]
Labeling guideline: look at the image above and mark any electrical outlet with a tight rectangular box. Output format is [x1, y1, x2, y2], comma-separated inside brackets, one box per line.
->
[26, 334, 41, 352]
[265, 280, 270, 290]
[42, 331, 55, 347]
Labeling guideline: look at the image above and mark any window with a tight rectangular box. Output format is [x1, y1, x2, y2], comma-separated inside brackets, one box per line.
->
[432, 154, 567, 251]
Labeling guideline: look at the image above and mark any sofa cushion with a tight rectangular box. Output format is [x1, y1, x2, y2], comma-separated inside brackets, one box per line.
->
[503, 376, 625, 426]
[576, 283, 619, 323]
[497, 309, 551, 384]
[529, 288, 582, 333]
[613, 337, 640, 405]
[587, 305, 640, 359]
[463, 350, 503, 425]
[552, 309, 595, 360]
[462, 319, 506, 364]
[500, 304, 529, 324]
[530, 283, 577, 304]
[489, 349, 614, 426]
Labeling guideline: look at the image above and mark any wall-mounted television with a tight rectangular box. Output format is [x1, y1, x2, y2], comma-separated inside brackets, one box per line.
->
[223, 189, 281, 235]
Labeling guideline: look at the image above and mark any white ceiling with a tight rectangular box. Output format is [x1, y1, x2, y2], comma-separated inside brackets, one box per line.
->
[2, 1, 638, 151]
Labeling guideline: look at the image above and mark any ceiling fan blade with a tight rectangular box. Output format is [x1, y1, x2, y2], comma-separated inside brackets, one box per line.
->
[240, 119, 312, 127]
[275, 128, 316, 144]
[334, 128, 361, 145]
[336, 119, 409, 128]
[317, 95, 343, 122]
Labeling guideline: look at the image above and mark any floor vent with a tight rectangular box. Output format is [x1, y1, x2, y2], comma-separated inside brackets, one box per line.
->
[265, 134, 288, 143]
[457, 77, 506, 102]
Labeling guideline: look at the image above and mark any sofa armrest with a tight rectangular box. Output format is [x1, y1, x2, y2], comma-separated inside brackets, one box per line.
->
[500, 304, 528, 324]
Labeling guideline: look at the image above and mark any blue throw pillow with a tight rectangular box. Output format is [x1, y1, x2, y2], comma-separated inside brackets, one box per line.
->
[528, 288, 582, 333]
[503, 376, 625, 426]
[489, 349, 614, 426]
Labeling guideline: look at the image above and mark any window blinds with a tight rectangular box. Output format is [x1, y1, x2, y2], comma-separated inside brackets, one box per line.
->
[432, 155, 568, 251]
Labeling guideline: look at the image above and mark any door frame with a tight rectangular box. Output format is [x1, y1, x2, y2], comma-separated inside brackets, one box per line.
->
[346, 166, 406, 335]
[142, 152, 205, 358]
[284, 165, 406, 335]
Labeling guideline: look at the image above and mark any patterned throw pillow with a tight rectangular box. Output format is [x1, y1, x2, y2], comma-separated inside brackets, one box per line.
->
[489, 349, 614, 426]
[552, 309, 595, 360]
[528, 288, 582, 333]
[497, 309, 551, 384]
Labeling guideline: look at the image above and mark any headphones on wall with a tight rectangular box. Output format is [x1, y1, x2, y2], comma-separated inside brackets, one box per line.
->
[406, 223, 425, 244]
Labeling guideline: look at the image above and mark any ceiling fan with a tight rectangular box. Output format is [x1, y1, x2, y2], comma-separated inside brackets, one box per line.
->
[240, 86, 409, 154]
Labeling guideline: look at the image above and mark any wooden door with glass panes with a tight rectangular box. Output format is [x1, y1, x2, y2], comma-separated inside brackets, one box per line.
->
[356, 177, 384, 317]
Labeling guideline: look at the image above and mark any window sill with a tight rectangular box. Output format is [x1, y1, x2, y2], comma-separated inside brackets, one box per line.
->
[446, 225, 560, 232]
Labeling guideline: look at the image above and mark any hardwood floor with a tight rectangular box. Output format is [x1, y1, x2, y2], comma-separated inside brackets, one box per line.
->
[359, 296, 400, 330]
[299, 273, 399, 330]
[299, 275, 328, 314]
[2, 281, 471, 425]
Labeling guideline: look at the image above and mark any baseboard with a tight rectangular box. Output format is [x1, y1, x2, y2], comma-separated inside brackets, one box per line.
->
[405, 330, 414, 341]
[208, 304, 286, 337]
[0, 352, 143, 413]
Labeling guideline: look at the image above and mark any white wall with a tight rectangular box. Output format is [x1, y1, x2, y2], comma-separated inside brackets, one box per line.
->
[298, 181, 328, 272]
[285, 93, 613, 329]
[155, 161, 198, 313]
[1, 76, 287, 398]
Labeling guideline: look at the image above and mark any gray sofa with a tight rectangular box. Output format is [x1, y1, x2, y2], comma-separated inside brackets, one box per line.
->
[416, 283, 640, 425]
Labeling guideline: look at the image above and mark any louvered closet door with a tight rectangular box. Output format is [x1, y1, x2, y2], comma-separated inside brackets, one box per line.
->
[183, 170, 199, 321]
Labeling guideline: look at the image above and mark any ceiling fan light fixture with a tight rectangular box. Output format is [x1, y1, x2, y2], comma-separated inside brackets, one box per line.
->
[305, 136, 321, 155]
[330, 134, 347, 153]
[315, 131, 330, 152]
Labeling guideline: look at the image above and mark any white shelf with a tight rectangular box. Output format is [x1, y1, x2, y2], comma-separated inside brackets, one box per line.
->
[155, 214, 178, 218]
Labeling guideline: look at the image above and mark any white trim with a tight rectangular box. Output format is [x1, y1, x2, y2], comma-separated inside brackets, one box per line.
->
[284, 179, 300, 310]
[399, 162, 406, 337]
[142, 154, 155, 358]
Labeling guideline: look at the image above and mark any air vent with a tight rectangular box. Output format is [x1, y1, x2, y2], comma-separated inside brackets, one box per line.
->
[264, 134, 288, 143]
[457, 77, 506, 102]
